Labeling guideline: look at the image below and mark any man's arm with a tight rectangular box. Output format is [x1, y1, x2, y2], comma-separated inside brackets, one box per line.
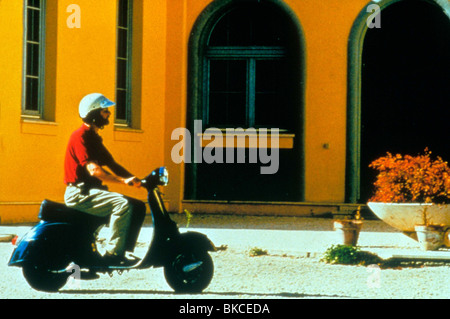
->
[106, 161, 133, 179]
[86, 162, 141, 187]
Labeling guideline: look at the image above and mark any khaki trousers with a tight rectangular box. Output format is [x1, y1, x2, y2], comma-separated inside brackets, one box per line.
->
[64, 185, 146, 256]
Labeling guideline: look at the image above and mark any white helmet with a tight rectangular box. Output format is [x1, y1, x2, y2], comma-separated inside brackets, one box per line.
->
[79, 93, 115, 119]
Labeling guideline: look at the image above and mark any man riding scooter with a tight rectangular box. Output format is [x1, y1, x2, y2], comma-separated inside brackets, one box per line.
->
[9, 94, 216, 292]
[64, 93, 146, 266]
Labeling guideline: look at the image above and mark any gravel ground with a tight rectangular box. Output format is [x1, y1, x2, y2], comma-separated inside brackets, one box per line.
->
[209, 248, 450, 299]
[167, 213, 403, 233]
[0, 215, 449, 300]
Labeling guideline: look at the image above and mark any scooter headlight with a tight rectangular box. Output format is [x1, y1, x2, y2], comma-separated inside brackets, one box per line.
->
[143, 167, 169, 188]
[159, 167, 169, 186]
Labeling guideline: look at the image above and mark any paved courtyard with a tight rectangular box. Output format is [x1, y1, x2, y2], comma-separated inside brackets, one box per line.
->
[0, 215, 449, 301]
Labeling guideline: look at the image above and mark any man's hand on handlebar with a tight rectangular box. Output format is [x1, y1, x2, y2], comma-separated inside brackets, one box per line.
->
[124, 176, 142, 188]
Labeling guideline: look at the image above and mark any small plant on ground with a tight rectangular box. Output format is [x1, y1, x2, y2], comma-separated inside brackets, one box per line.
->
[215, 244, 228, 251]
[321, 245, 360, 265]
[249, 247, 268, 257]
[321, 245, 383, 266]
[183, 209, 193, 228]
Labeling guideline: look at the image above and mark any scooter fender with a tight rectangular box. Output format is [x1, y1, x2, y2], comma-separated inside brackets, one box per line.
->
[8, 221, 76, 267]
[176, 231, 216, 252]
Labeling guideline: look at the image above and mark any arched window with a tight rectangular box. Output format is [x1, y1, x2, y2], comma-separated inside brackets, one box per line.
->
[203, 2, 297, 131]
[187, 0, 305, 202]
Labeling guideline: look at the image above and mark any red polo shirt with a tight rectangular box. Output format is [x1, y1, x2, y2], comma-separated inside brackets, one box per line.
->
[64, 124, 114, 186]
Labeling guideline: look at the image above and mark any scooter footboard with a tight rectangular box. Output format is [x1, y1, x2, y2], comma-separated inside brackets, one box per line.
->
[8, 221, 76, 268]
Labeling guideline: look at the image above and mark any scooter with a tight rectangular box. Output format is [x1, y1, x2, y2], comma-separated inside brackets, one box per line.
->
[8, 167, 216, 293]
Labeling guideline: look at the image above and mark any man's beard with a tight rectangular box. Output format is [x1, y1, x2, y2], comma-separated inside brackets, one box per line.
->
[93, 115, 109, 129]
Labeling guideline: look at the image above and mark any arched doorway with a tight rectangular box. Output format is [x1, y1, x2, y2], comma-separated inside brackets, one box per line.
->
[347, 0, 450, 203]
[187, 0, 305, 202]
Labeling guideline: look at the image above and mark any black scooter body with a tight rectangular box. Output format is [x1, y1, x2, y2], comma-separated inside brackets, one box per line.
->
[8, 167, 216, 293]
[9, 200, 111, 269]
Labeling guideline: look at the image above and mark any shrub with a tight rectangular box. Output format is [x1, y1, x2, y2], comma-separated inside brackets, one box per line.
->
[369, 149, 450, 204]
[321, 245, 382, 266]
[249, 247, 268, 257]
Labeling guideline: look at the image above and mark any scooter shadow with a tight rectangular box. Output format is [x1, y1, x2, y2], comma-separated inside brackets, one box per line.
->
[61, 289, 349, 298]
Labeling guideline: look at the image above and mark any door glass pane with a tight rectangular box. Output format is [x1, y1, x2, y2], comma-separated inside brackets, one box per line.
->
[254, 59, 288, 128]
[208, 8, 250, 46]
[208, 60, 247, 126]
[28, 0, 40, 8]
[116, 59, 127, 89]
[117, 28, 128, 59]
[118, 0, 128, 27]
[25, 77, 39, 111]
[26, 43, 40, 77]
[208, 3, 287, 46]
[27, 7, 40, 42]
[115, 89, 127, 120]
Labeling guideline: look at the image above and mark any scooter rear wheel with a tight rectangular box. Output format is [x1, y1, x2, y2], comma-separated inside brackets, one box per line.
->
[164, 250, 214, 293]
[22, 264, 70, 292]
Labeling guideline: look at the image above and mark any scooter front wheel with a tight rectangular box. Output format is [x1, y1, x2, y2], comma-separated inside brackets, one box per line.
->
[164, 250, 214, 293]
[22, 264, 70, 292]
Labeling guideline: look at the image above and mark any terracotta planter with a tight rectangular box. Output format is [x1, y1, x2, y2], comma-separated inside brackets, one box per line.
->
[414, 225, 444, 251]
[333, 220, 363, 246]
[444, 229, 450, 248]
[0, 234, 16, 243]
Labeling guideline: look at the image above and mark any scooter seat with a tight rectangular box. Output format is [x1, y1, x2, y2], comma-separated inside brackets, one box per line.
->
[39, 199, 109, 226]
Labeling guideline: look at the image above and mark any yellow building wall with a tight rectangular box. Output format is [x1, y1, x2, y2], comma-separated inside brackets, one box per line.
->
[0, 0, 167, 223]
[286, 0, 364, 202]
[1, 0, 372, 223]
[164, 0, 369, 212]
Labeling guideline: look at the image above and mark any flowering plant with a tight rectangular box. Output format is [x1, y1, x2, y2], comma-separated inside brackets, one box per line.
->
[369, 149, 450, 204]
